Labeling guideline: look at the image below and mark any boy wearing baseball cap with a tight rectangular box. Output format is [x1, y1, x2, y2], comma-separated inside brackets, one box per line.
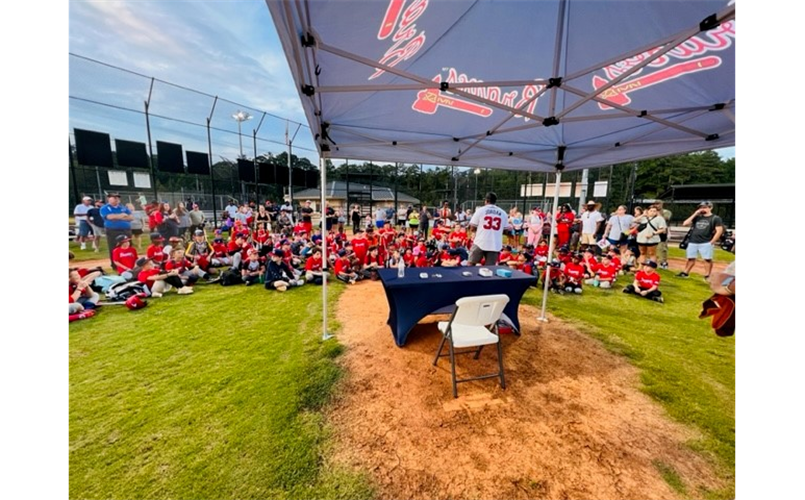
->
[137, 257, 193, 296]
[623, 260, 664, 303]
[112, 234, 138, 281]
[264, 249, 303, 291]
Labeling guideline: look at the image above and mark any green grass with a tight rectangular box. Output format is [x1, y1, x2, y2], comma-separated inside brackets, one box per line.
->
[667, 245, 735, 263]
[69, 237, 112, 263]
[69, 283, 373, 500]
[522, 269, 735, 499]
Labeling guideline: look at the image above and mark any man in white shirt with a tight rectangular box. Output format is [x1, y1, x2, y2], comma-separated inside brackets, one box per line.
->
[375, 206, 387, 229]
[580, 200, 604, 250]
[468, 192, 511, 265]
[225, 200, 239, 219]
[73, 196, 94, 250]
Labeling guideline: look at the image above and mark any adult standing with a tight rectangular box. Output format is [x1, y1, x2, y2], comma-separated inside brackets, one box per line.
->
[73, 196, 94, 250]
[375, 205, 387, 229]
[254, 204, 270, 231]
[300, 200, 314, 235]
[677, 201, 724, 280]
[325, 203, 336, 232]
[100, 192, 133, 267]
[603, 205, 634, 254]
[351, 204, 362, 233]
[579, 200, 604, 251]
[189, 203, 206, 234]
[467, 192, 511, 266]
[634, 205, 667, 264]
[555, 204, 575, 249]
[526, 206, 544, 247]
[86, 199, 105, 252]
[419, 204, 431, 239]
[224, 199, 239, 220]
[654, 200, 673, 269]
[175, 202, 191, 240]
[438, 201, 452, 227]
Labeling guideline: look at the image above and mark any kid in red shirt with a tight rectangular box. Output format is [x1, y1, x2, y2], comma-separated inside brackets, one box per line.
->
[112, 235, 138, 280]
[562, 253, 586, 293]
[351, 229, 369, 264]
[623, 260, 663, 303]
[586, 254, 617, 289]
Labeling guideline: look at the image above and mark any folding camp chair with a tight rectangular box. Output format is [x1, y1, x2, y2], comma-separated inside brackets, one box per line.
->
[433, 294, 510, 398]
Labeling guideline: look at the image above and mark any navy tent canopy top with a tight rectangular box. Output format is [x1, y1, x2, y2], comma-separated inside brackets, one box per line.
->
[265, 0, 735, 172]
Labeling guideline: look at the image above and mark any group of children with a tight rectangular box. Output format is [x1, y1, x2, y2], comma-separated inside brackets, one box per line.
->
[70, 212, 666, 322]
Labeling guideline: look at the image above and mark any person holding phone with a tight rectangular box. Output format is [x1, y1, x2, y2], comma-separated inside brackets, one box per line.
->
[677, 201, 724, 280]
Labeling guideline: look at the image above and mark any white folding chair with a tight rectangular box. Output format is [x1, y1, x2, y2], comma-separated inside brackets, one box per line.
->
[432, 294, 510, 398]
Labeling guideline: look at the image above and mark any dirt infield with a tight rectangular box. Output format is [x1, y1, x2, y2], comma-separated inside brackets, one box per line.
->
[330, 281, 724, 500]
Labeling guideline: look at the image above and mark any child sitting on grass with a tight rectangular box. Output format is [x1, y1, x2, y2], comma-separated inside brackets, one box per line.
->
[623, 260, 664, 303]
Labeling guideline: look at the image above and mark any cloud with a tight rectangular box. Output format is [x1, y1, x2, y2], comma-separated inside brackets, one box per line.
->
[69, 1, 316, 157]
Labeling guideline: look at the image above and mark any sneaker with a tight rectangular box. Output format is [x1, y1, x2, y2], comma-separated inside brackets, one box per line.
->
[151, 292, 163, 298]
[93, 247, 100, 253]
[676, 272, 689, 278]
[245, 280, 253, 286]
[653, 296, 664, 304]
[660, 262, 668, 269]
[206, 275, 221, 284]
[80, 243, 86, 250]
[178, 286, 194, 295]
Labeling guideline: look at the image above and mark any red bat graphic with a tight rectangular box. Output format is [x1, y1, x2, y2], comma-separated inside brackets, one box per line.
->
[593, 56, 721, 109]
[378, 0, 405, 40]
[412, 88, 493, 117]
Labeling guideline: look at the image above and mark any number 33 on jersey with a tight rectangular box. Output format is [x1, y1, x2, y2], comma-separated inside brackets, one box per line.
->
[470, 205, 510, 251]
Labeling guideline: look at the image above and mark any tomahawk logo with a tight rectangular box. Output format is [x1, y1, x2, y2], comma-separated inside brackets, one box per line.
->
[593, 21, 735, 110]
[412, 68, 543, 120]
[370, 0, 430, 80]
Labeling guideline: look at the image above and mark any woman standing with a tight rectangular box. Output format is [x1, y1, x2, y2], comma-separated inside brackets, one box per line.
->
[175, 202, 191, 240]
[555, 204, 575, 249]
[634, 205, 667, 264]
[526, 207, 544, 247]
[351, 205, 362, 234]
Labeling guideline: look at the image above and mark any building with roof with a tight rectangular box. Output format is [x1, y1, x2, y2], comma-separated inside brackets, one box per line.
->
[293, 181, 420, 213]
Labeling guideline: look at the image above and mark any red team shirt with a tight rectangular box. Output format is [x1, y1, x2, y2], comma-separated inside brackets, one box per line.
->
[112, 246, 138, 273]
[351, 237, 368, 263]
[591, 262, 617, 282]
[147, 244, 165, 263]
[563, 262, 585, 284]
[635, 270, 660, 290]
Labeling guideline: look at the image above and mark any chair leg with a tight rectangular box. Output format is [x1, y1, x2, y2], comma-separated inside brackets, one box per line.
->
[473, 345, 484, 360]
[449, 340, 458, 398]
[433, 335, 447, 366]
[497, 340, 506, 390]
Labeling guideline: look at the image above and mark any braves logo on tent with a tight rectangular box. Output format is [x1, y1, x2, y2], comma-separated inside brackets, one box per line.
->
[370, 0, 430, 80]
[593, 21, 735, 110]
[412, 68, 543, 120]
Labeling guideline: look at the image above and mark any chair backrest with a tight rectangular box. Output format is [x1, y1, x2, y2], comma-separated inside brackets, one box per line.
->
[451, 294, 510, 327]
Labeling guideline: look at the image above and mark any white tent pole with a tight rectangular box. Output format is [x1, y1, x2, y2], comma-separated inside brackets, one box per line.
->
[320, 156, 333, 341]
[538, 170, 562, 322]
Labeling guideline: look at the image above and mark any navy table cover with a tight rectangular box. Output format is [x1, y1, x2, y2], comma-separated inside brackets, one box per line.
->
[377, 266, 537, 347]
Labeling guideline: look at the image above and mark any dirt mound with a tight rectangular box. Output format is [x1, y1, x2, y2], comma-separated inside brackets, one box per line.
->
[330, 281, 724, 499]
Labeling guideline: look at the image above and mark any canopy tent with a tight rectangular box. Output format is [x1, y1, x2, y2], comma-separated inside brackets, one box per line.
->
[264, 0, 736, 333]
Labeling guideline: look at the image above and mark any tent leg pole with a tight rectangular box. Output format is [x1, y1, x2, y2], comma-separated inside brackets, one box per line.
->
[320, 156, 333, 341]
[539, 170, 562, 322]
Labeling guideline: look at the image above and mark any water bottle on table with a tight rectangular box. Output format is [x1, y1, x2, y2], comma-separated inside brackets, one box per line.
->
[397, 258, 405, 278]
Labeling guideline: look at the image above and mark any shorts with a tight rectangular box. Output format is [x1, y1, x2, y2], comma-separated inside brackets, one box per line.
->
[78, 220, 92, 237]
[580, 233, 597, 245]
[686, 242, 714, 260]
[376, 220, 385, 228]
[468, 244, 499, 266]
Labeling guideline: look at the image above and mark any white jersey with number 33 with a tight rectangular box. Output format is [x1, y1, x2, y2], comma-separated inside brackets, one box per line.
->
[469, 204, 510, 251]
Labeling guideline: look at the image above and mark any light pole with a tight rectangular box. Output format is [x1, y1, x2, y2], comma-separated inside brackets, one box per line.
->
[473, 168, 481, 208]
[232, 110, 252, 158]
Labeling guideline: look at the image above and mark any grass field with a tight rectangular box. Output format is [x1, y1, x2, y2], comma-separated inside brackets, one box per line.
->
[70, 246, 735, 499]
[69, 284, 373, 499]
[522, 268, 735, 499]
